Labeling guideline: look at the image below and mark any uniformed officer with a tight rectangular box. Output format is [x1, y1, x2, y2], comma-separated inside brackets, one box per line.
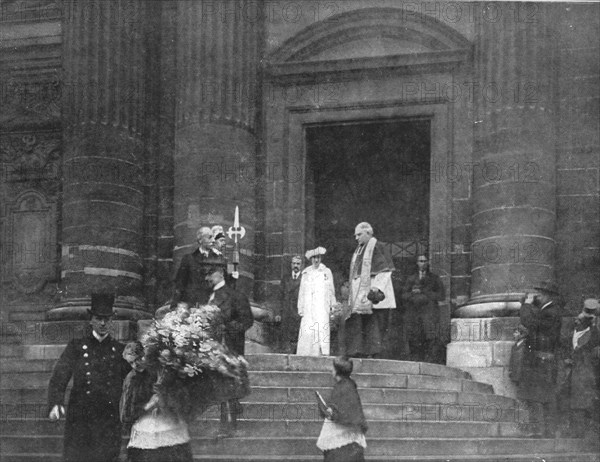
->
[47, 294, 130, 462]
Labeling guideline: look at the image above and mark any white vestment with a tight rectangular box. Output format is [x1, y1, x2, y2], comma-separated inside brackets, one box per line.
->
[296, 264, 337, 356]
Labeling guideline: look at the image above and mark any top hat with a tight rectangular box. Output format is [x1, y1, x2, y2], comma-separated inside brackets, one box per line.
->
[583, 298, 600, 317]
[533, 279, 560, 296]
[305, 247, 326, 260]
[88, 293, 115, 317]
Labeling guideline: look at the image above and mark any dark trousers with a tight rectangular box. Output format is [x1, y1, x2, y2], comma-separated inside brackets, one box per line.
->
[323, 442, 365, 461]
[128, 443, 193, 462]
[344, 310, 389, 357]
[522, 399, 557, 437]
[63, 413, 121, 462]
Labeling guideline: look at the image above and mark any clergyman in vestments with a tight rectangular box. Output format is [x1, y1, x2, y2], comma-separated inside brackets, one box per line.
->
[344, 222, 396, 358]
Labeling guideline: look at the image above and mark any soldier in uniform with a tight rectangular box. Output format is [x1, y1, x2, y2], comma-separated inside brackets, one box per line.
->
[211, 224, 239, 287]
[47, 294, 130, 462]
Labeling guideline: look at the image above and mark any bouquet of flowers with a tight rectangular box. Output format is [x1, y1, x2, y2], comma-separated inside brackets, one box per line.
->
[141, 304, 250, 416]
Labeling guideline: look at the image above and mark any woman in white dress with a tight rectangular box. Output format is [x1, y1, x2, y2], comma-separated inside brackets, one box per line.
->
[297, 247, 337, 356]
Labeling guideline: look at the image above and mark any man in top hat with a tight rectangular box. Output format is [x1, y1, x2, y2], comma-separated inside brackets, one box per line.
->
[275, 255, 304, 353]
[345, 222, 396, 358]
[560, 299, 600, 437]
[517, 280, 563, 437]
[47, 294, 130, 462]
[205, 262, 253, 438]
[173, 226, 226, 307]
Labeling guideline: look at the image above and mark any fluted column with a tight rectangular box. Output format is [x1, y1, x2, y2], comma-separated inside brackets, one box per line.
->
[456, 3, 558, 317]
[50, 0, 150, 320]
[173, 0, 263, 295]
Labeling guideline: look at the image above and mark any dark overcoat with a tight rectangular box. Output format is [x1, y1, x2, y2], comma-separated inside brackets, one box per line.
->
[173, 249, 226, 306]
[278, 273, 302, 349]
[401, 271, 445, 340]
[47, 332, 129, 462]
[563, 327, 600, 410]
[517, 301, 562, 402]
[211, 284, 254, 355]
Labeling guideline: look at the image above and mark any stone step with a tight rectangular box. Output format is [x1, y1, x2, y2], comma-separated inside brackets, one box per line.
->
[0, 418, 527, 438]
[3, 353, 471, 381]
[2, 435, 598, 457]
[0, 401, 526, 424]
[0, 370, 494, 394]
[0, 385, 520, 409]
[249, 371, 492, 394]
[245, 354, 471, 379]
[2, 455, 599, 462]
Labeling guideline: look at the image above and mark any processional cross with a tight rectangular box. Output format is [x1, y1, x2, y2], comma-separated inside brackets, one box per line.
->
[227, 206, 245, 273]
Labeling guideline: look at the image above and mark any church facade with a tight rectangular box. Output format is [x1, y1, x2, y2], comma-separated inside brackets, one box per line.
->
[1, 0, 598, 335]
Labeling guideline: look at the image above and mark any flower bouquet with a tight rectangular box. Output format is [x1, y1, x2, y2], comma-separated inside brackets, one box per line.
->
[141, 304, 250, 418]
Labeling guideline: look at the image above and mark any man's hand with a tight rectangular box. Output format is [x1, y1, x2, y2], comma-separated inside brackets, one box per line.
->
[325, 407, 334, 419]
[412, 287, 421, 294]
[521, 292, 535, 305]
[144, 394, 161, 411]
[232, 271, 239, 279]
[274, 315, 282, 323]
[49, 405, 65, 421]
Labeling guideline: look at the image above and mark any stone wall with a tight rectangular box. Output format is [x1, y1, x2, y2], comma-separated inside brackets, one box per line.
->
[1, 1, 598, 328]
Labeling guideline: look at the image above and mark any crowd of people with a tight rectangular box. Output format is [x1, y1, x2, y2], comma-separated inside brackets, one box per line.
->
[511, 287, 600, 438]
[47, 226, 254, 462]
[46, 221, 599, 462]
[276, 221, 446, 363]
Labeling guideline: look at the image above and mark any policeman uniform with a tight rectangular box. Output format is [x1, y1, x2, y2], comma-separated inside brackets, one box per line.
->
[47, 294, 130, 462]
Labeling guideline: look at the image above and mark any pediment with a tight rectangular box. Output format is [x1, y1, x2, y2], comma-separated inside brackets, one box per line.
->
[305, 36, 436, 62]
[268, 7, 471, 77]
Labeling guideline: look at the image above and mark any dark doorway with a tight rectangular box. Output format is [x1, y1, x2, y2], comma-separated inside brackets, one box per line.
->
[305, 118, 431, 286]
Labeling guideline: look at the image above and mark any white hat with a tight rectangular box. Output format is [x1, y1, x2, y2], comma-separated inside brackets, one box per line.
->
[305, 246, 326, 260]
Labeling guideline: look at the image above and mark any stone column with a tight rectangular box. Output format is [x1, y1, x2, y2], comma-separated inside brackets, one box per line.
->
[457, 3, 558, 318]
[448, 4, 559, 396]
[49, 0, 150, 320]
[173, 0, 263, 296]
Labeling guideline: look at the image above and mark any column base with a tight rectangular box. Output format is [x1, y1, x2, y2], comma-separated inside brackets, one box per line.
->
[447, 317, 520, 398]
[454, 296, 523, 318]
[48, 297, 153, 321]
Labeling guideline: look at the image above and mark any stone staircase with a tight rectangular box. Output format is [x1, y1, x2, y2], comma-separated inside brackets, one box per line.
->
[1, 350, 599, 461]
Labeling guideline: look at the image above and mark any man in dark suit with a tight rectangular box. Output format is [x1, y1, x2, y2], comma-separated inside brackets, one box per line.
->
[517, 280, 562, 437]
[47, 294, 130, 462]
[402, 254, 445, 363]
[172, 226, 226, 307]
[206, 263, 254, 437]
[275, 255, 303, 353]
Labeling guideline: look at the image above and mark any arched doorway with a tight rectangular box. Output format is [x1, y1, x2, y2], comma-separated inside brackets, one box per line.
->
[259, 7, 472, 312]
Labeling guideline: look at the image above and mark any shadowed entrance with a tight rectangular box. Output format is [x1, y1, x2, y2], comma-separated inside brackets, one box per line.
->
[305, 118, 431, 283]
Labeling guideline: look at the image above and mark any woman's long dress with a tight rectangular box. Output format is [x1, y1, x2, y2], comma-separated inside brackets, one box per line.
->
[296, 264, 336, 356]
